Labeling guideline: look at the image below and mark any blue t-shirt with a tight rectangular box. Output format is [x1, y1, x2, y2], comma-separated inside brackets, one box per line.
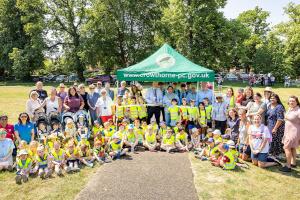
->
[0, 138, 14, 159]
[14, 122, 34, 144]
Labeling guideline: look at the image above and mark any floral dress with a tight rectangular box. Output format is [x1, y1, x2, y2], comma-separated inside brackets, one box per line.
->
[266, 104, 285, 156]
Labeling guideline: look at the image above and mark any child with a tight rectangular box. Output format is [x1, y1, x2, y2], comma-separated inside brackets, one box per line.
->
[212, 129, 223, 144]
[128, 96, 139, 122]
[196, 138, 219, 161]
[123, 124, 138, 153]
[109, 135, 128, 160]
[179, 98, 189, 127]
[15, 149, 32, 184]
[137, 96, 147, 121]
[206, 128, 214, 138]
[150, 119, 159, 133]
[218, 143, 236, 170]
[65, 141, 80, 173]
[93, 140, 111, 164]
[50, 141, 65, 176]
[51, 121, 64, 142]
[134, 119, 144, 146]
[173, 122, 182, 134]
[158, 122, 167, 142]
[175, 127, 190, 152]
[28, 140, 39, 174]
[37, 122, 48, 144]
[161, 128, 176, 153]
[198, 102, 207, 139]
[64, 118, 78, 142]
[103, 122, 115, 141]
[187, 99, 199, 131]
[190, 128, 201, 152]
[144, 125, 160, 152]
[168, 98, 180, 127]
[114, 97, 125, 124]
[203, 98, 213, 128]
[0, 129, 14, 171]
[79, 143, 94, 168]
[35, 145, 52, 179]
[227, 140, 239, 163]
[78, 134, 91, 149]
[92, 120, 102, 138]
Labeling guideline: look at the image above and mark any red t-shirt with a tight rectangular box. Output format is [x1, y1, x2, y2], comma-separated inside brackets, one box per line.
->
[0, 124, 15, 141]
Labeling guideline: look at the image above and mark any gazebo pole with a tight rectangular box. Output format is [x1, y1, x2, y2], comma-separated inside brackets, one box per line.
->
[196, 81, 199, 91]
[115, 80, 119, 129]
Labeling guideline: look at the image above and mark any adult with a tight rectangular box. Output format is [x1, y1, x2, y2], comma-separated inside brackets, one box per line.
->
[248, 114, 277, 168]
[87, 84, 100, 125]
[263, 87, 273, 107]
[42, 88, 62, 115]
[241, 87, 253, 107]
[26, 91, 45, 121]
[235, 88, 244, 106]
[64, 87, 84, 113]
[266, 94, 285, 157]
[14, 112, 35, 144]
[246, 92, 266, 124]
[105, 82, 115, 100]
[0, 114, 15, 141]
[96, 89, 114, 123]
[172, 82, 180, 98]
[31, 81, 48, 101]
[158, 82, 166, 122]
[227, 108, 240, 143]
[78, 84, 89, 112]
[95, 81, 103, 94]
[131, 84, 142, 98]
[0, 129, 14, 171]
[158, 82, 166, 96]
[186, 86, 197, 104]
[117, 81, 129, 97]
[212, 94, 227, 134]
[224, 87, 235, 109]
[163, 86, 179, 126]
[57, 83, 67, 104]
[280, 96, 300, 172]
[238, 109, 251, 161]
[145, 82, 163, 125]
[196, 82, 214, 106]
[179, 83, 188, 105]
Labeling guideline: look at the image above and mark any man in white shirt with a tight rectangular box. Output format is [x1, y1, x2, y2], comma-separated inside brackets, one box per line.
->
[95, 89, 113, 123]
[145, 82, 163, 124]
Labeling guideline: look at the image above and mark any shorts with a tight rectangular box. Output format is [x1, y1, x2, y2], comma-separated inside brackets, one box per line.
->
[238, 144, 251, 156]
[38, 164, 48, 169]
[251, 152, 268, 162]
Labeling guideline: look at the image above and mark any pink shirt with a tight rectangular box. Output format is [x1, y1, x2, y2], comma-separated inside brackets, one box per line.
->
[0, 124, 15, 141]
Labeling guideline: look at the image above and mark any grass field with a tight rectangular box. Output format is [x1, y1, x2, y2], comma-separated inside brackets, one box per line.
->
[0, 82, 299, 200]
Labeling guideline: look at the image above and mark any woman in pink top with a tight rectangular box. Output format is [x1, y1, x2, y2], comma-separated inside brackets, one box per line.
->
[280, 96, 300, 172]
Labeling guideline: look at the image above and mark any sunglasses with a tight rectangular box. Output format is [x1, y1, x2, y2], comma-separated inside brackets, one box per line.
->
[20, 116, 28, 118]
[0, 118, 8, 120]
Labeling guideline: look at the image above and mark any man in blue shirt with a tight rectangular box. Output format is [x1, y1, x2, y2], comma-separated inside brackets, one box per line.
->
[196, 82, 214, 106]
[186, 86, 197, 104]
[145, 82, 163, 125]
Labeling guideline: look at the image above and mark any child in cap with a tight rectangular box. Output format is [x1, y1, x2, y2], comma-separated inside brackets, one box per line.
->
[161, 128, 176, 153]
[64, 118, 78, 141]
[123, 124, 138, 153]
[227, 140, 238, 163]
[144, 125, 160, 152]
[16, 149, 32, 184]
[36, 145, 52, 179]
[0, 129, 14, 171]
[219, 143, 236, 170]
[50, 141, 65, 176]
[109, 134, 128, 160]
[175, 127, 190, 152]
[195, 138, 217, 160]
[92, 120, 102, 138]
[64, 140, 80, 173]
[212, 129, 223, 144]
[168, 98, 180, 127]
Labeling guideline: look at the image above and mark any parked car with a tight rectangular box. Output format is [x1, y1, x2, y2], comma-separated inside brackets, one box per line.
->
[44, 74, 57, 82]
[55, 75, 68, 82]
[68, 74, 79, 82]
[85, 74, 115, 85]
[239, 73, 249, 80]
[225, 73, 239, 81]
[32, 75, 46, 82]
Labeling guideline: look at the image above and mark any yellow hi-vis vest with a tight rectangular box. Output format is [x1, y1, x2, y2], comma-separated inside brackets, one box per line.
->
[66, 148, 79, 160]
[180, 106, 189, 120]
[208, 145, 219, 157]
[176, 132, 187, 143]
[17, 158, 32, 169]
[163, 135, 175, 145]
[129, 105, 139, 119]
[205, 105, 212, 120]
[223, 151, 236, 170]
[110, 141, 122, 151]
[199, 110, 207, 125]
[51, 149, 64, 161]
[159, 128, 167, 136]
[229, 96, 235, 109]
[127, 132, 136, 143]
[188, 106, 199, 120]
[116, 105, 125, 119]
[146, 133, 156, 144]
[36, 154, 48, 166]
[138, 104, 147, 119]
[168, 106, 180, 121]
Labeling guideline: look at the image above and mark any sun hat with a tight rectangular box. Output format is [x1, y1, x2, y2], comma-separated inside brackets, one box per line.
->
[226, 140, 235, 148]
[207, 128, 213, 133]
[264, 87, 272, 92]
[94, 120, 99, 124]
[66, 118, 73, 124]
[18, 149, 29, 156]
[212, 129, 221, 135]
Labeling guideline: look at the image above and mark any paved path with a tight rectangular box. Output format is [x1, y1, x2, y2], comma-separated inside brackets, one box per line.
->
[75, 151, 198, 200]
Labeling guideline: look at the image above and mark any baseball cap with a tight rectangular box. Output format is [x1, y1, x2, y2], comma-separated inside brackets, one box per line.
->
[18, 149, 29, 156]
[222, 144, 229, 151]
[213, 129, 221, 135]
[226, 140, 235, 148]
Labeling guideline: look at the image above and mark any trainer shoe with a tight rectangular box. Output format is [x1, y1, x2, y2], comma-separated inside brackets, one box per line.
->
[279, 166, 291, 172]
[22, 175, 28, 183]
[15, 175, 22, 184]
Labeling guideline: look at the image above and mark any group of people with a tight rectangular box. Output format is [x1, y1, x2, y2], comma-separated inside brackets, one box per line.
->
[0, 80, 300, 184]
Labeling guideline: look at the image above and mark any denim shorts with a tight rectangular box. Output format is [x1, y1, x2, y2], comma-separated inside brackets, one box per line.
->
[251, 152, 268, 162]
[238, 144, 251, 156]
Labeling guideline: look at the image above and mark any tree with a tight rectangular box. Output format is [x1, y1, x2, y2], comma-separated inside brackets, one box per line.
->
[237, 6, 270, 72]
[0, 0, 45, 80]
[45, 0, 89, 81]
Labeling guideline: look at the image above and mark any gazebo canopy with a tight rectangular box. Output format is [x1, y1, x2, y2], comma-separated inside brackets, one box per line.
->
[117, 44, 215, 82]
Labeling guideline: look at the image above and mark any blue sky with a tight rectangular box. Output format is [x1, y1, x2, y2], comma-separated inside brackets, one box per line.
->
[221, 0, 299, 26]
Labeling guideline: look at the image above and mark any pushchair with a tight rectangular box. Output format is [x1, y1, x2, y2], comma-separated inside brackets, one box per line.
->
[35, 111, 48, 144]
[74, 110, 90, 139]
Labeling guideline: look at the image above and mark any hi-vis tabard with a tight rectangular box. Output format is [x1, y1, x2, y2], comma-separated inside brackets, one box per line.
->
[205, 105, 212, 120]
[168, 106, 180, 121]
[180, 106, 189, 120]
[51, 149, 64, 161]
[223, 151, 236, 170]
[17, 158, 32, 169]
